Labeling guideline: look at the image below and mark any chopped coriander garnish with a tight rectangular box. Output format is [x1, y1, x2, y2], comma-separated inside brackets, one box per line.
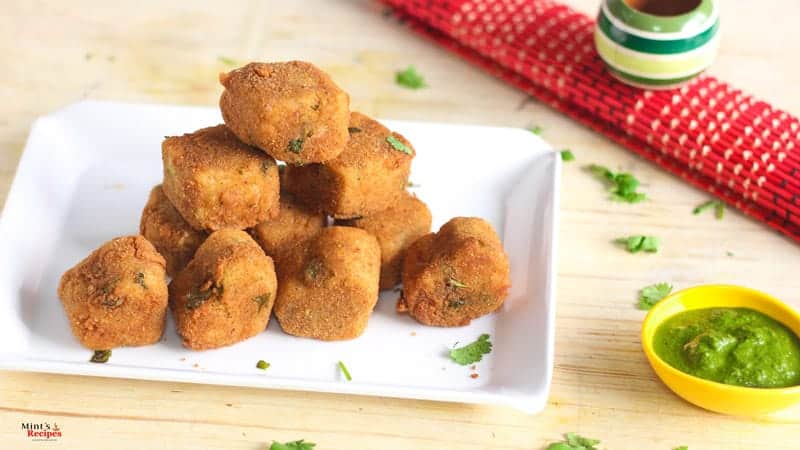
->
[100, 297, 124, 309]
[338, 361, 352, 381]
[270, 440, 316, 450]
[546, 432, 601, 450]
[448, 299, 465, 308]
[90, 350, 111, 363]
[529, 125, 543, 135]
[100, 277, 119, 296]
[674, 447, 688, 450]
[589, 164, 614, 180]
[99, 278, 123, 308]
[693, 200, 716, 214]
[304, 259, 323, 281]
[347, 126, 362, 134]
[726, 250, 734, 257]
[395, 66, 426, 89]
[217, 56, 237, 66]
[186, 290, 212, 309]
[386, 135, 412, 155]
[616, 235, 660, 253]
[445, 277, 468, 288]
[693, 199, 725, 219]
[638, 282, 673, 310]
[288, 138, 304, 154]
[560, 149, 575, 162]
[449, 334, 492, 365]
[186, 285, 222, 310]
[588, 164, 647, 203]
[253, 293, 271, 312]
[134, 271, 146, 289]
[256, 360, 270, 370]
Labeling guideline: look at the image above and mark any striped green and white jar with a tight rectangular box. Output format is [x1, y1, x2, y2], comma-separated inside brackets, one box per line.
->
[595, 0, 720, 89]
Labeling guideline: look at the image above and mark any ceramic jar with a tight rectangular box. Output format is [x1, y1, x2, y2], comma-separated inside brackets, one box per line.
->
[595, 0, 720, 89]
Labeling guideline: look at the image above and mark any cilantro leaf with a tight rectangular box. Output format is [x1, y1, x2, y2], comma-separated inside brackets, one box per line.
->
[256, 360, 270, 370]
[715, 201, 725, 219]
[269, 440, 316, 450]
[288, 138, 304, 154]
[134, 271, 146, 289]
[638, 283, 673, 310]
[610, 173, 645, 203]
[566, 432, 600, 448]
[616, 235, 660, 253]
[445, 276, 468, 288]
[253, 293, 271, 312]
[588, 164, 647, 203]
[560, 149, 575, 162]
[674, 447, 688, 450]
[616, 191, 647, 203]
[448, 298, 465, 308]
[395, 66, 426, 89]
[693, 199, 725, 219]
[186, 285, 223, 310]
[692, 199, 715, 214]
[589, 164, 614, 181]
[386, 135, 413, 155]
[449, 334, 492, 365]
[338, 361, 352, 381]
[529, 125, 543, 135]
[217, 56, 238, 66]
[90, 350, 111, 363]
[547, 445, 573, 450]
[547, 432, 601, 450]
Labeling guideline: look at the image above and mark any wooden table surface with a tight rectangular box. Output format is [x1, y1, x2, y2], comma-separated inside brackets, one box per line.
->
[2, 1, 800, 448]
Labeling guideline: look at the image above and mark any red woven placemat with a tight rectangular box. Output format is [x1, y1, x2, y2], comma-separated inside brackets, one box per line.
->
[383, 0, 800, 243]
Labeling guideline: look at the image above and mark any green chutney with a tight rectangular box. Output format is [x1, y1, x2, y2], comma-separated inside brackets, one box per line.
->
[653, 307, 800, 388]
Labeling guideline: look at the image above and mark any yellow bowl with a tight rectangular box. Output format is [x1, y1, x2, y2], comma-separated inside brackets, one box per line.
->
[641, 284, 800, 417]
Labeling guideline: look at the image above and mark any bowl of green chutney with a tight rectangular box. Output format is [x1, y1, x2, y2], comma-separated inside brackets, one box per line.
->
[641, 285, 800, 417]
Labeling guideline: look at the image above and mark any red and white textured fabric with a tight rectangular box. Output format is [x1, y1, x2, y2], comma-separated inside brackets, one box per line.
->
[383, 0, 800, 243]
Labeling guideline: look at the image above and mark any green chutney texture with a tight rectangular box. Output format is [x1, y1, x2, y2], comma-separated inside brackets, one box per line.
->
[653, 307, 800, 388]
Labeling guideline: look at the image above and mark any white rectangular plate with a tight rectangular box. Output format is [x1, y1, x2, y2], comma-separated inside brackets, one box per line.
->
[0, 100, 560, 414]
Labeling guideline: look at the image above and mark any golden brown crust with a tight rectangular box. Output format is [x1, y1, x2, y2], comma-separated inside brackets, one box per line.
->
[169, 229, 277, 350]
[139, 185, 207, 277]
[57, 236, 168, 349]
[284, 112, 414, 218]
[274, 226, 380, 340]
[161, 124, 280, 232]
[400, 217, 510, 327]
[249, 191, 326, 275]
[219, 61, 350, 164]
[338, 192, 431, 289]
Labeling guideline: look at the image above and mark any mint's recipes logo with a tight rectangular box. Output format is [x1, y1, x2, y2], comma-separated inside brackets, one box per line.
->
[21, 422, 62, 442]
